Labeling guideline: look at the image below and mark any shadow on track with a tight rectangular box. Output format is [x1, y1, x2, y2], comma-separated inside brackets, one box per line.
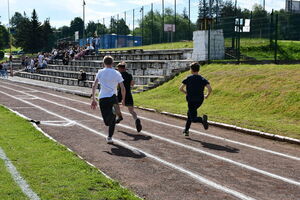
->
[118, 131, 152, 141]
[104, 144, 146, 159]
[186, 138, 240, 153]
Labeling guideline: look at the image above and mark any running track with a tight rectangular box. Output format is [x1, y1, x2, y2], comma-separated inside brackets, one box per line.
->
[0, 80, 299, 200]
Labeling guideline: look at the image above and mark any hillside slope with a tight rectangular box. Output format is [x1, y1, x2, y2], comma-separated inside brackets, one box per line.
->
[134, 64, 300, 139]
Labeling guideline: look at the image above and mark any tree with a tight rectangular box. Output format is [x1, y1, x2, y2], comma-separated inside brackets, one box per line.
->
[70, 17, 84, 38]
[251, 4, 269, 38]
[0, 25, 9, 49]
[86, 21, 97, 37]
[28, 9, 43, 53]
[41, 19, 54, 52]
[14, 14, 31, 51]
[109, 18, 130, 35]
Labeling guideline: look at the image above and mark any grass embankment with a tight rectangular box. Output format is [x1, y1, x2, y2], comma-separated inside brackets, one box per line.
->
[0, 106, 140, 200]
[134, 64, 300, 139]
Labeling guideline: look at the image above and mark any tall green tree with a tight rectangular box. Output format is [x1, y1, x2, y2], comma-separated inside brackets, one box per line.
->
[41, 18, 54, 52]
[109, 18, 130, 35]
[28, 9, 43, 53]
[0, 24, 9, 49]
[70, 17, 84, 38]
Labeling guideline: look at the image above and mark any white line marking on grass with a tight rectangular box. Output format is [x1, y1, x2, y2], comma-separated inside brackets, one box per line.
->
[0, 89, 257, 200]
[1, 86, 300, 186]
[3, 82, 298, 162]
[0, 147, 40, 200]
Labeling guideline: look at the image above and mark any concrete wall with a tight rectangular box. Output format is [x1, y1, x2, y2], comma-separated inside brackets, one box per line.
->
[192, 29, 225, 61]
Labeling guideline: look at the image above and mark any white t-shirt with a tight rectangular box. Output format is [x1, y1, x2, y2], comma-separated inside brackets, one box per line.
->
[38, 55, 44, 64]
[96, 68, 123, 99]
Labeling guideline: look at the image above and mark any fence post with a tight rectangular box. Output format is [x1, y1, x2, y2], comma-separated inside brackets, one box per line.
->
[270, 10, 274, 46]
[174, 0, 177, 42]
[142, 6, 144, 45]
[151, 3, 154, 44]
[208, 23, 211, 64]
[274, 13, 279, 64]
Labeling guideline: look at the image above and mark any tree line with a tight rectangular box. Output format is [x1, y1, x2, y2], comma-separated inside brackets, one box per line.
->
[1, 0, 300, 52]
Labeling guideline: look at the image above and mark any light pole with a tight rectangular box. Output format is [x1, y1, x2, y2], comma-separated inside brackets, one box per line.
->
[83, 0, 86, 41]
[7, 0, 13, 77]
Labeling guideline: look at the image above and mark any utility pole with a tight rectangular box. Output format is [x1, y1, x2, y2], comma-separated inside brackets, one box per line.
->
[133, 9, 135, 37]
[83, 0, 86, 40]
[7, 0, 13, 77]
[188, 0, 191, 40]
[162, 0, 164, 43]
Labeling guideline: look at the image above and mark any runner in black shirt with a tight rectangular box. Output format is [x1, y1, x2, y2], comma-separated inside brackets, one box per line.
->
[179, 62, 212, 136]
[116, 62, 142, 132]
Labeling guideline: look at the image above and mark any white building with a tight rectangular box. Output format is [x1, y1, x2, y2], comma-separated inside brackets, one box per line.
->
[286, 0, 300, 13]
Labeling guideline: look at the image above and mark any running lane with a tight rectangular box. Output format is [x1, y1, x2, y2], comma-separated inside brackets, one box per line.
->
[0, 80, 299, 200]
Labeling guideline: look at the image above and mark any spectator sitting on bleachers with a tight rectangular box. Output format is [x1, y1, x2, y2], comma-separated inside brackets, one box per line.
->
[77, 69, 87, 85]
[63, 52, 70, 65]
[86, 44, 94, 55]
[0, 62, 8, 78]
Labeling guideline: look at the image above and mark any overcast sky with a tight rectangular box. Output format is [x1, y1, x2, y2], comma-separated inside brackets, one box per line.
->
[0, 0, 286, 28]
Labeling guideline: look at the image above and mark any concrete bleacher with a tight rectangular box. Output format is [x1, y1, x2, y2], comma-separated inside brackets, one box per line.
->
[13, 49, 193, 92]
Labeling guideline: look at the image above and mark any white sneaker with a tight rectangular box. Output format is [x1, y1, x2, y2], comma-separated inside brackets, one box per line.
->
[106, 137, 113, 144]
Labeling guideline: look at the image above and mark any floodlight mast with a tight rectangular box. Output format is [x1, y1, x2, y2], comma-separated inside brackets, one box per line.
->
[7, 0, 13, 76]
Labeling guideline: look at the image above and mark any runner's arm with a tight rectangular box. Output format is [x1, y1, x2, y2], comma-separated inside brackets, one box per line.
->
[204, 84, 212, 99]
[119, 82, 126, 106]
[179, 84, 187, 95]
[91, 78, 99, 110]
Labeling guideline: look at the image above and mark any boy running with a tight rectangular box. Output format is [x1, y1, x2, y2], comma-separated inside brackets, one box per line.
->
[91, 56, 126, 144]
[179, 62, 212, 136]
[115, 62, 142, 132]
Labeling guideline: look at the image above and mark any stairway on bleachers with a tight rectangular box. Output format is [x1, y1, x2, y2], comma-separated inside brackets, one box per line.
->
[13, 49, 193, 93]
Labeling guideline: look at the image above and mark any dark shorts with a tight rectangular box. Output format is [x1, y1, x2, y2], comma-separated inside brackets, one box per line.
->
[118, 93, 134, 106]
[99, 95, 118, 126]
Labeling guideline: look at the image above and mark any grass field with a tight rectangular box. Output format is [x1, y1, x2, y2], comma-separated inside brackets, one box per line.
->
[133, 64, 300, 139]
[0, 106, 140, 200]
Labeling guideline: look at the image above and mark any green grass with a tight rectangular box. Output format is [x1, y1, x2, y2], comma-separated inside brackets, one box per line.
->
[0, 159, 29, 200]
[101, 41, 193, 51]
[0, 106, 140, 200]
[133, 64, 300, 139]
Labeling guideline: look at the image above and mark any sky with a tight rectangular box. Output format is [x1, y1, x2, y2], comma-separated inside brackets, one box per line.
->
[0, 0, 286, 28]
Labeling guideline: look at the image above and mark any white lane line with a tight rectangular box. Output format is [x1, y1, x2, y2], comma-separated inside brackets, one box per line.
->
[0, 89, 257, 200]
[0, 147, 40, 200]
[4, 82, 298, 162]
[1, 86, 300, 186]
[40, 120, 76, 127]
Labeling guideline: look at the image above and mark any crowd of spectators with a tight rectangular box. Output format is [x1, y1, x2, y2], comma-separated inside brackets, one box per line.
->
[20, 42, 96, 74]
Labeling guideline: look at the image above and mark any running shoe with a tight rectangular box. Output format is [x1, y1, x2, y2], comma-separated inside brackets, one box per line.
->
[135, 119, 142, 132]
[183, 130, 189, 137]
[106, 137, 113, 144]
[202, 115, 209, 130]
[115, 116, 123, 124]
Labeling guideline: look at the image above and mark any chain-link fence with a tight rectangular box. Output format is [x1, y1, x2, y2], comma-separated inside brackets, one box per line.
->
[93, 0, 300, 62]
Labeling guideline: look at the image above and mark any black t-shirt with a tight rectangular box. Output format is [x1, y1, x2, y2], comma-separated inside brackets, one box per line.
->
[182, 74, 209, 102]
[120, 72, 132, 92]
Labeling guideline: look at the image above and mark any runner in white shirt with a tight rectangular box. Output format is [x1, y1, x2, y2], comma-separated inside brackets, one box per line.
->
[91, 56, 126, 144]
